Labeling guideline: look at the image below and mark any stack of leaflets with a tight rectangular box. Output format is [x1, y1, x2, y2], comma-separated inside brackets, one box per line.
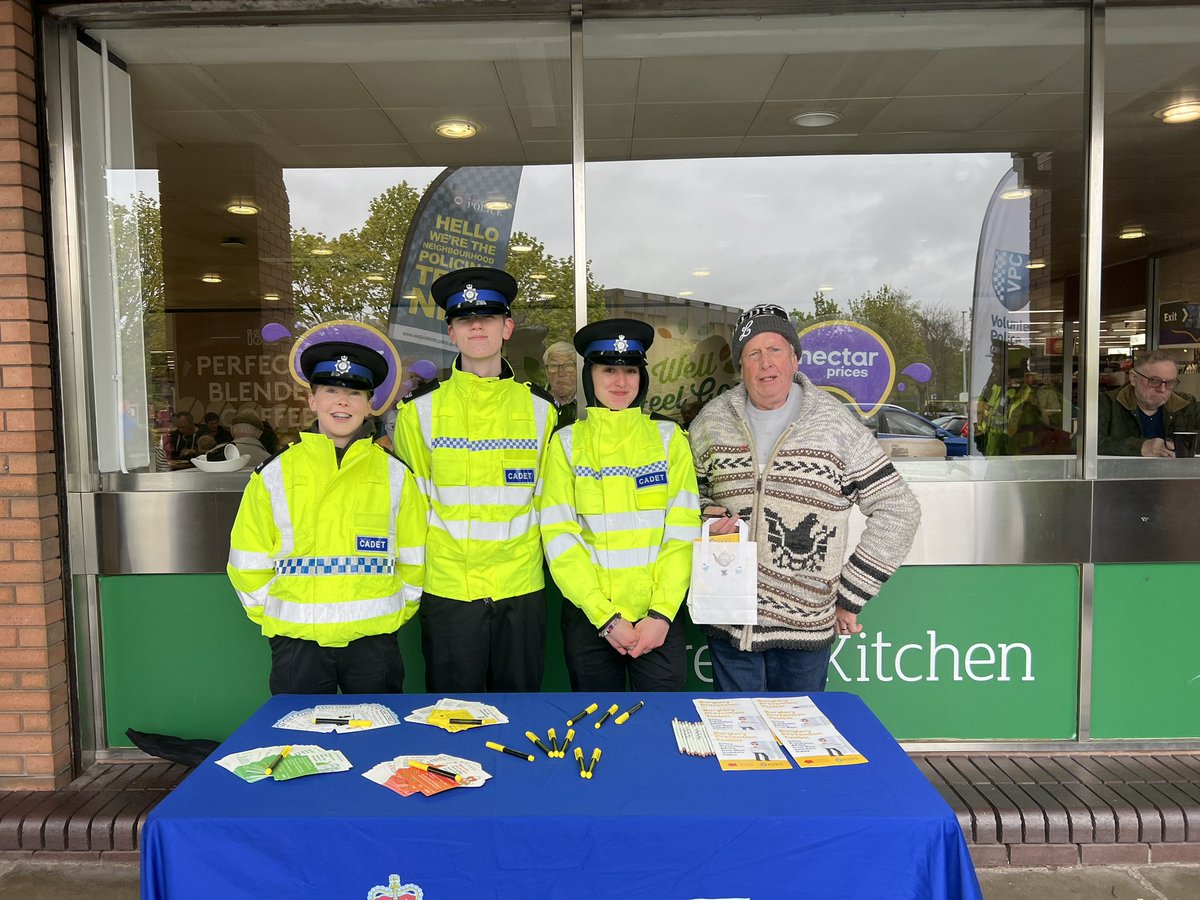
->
[693, 696, 867, 771]
[272, 702, 399, 733]
[216, 744, 353, 782]
[363, 754, 491, 797]
[405, 697, 508, 733]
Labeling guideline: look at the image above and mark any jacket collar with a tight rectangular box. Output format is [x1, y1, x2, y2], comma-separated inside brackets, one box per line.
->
[452, 355, 514, 381]
[1114, 381, 1190, 415]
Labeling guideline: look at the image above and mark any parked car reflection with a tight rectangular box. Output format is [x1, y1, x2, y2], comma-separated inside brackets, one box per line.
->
[846, 403, 969, 459]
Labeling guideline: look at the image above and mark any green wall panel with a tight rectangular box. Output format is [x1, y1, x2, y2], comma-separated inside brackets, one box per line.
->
[1092, 563, 1200, 739]
[835, 565, 1080, 740]
[100, 565, 1080, 746]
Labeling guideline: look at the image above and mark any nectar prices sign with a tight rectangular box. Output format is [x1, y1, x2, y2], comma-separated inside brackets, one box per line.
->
[797, 320, 896, 416]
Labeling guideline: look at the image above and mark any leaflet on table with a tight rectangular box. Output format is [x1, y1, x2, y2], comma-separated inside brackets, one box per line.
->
[272, 702, 400, 733]
[693, 698, 792, 771]
[362, 753, 491, 797]
[215, 744, 353, 783]
[751, 695, 867, 767]
[405, 697, 509, 732]
[693, 697, 866, 770]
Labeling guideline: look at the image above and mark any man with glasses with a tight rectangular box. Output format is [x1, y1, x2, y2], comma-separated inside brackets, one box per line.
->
[689, 304, 919, 693]
[1098, 349, 1200, 457]
[543, 341, 578, 431]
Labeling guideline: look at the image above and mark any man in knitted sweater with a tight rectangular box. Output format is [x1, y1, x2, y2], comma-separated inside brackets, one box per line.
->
[689, 304, 920, 692]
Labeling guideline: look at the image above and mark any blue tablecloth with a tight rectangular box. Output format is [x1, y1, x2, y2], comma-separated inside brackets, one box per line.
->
[142, 692, 981, 900]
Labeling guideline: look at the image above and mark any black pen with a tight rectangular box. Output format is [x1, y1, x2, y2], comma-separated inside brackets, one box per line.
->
[559, 728, 575, 758]
[615, 700, 644, 725]
[548, 727, 560, 757]
[525, 730, 553, 757]
[409, 760, 464, 784]
[594, 703, 619, 730]
[486, 741, 534, 762]
[567, 702, 598, 727]
[263, 745, 291, 776]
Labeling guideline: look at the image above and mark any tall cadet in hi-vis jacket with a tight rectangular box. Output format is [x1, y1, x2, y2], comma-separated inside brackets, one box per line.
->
[393, 267, 558, 692]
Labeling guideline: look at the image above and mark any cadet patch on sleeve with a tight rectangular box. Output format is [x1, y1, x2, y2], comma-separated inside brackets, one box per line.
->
[356, 535, 390, 553]
[504, 467, 536, 485]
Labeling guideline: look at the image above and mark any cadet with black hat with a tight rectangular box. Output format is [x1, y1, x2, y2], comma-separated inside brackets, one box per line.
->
[227, 339, 429, 694]
[539, 318, 700, 691]
[393, 267, 558, 692]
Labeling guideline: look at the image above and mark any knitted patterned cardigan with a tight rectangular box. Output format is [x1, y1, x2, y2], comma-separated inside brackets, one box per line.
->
[688, 375, 920, 653]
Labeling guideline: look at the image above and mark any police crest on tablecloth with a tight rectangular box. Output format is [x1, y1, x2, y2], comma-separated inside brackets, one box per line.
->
[366, 873, 423, 900]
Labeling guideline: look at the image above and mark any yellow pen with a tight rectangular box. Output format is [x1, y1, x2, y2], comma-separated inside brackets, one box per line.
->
[587, 747, 602, 779]
[548, 727, 559, 757]
[559, 728, 575, 758]
[263, 745, 292, 776]
[525, 730, 553, 757]
[567, 702, 599, 727]
[614, 700, 644, 725]
[594, 703, 619, 730]
[486, 741, 534, 762]
[574, 746, 587, 779]
[409, 760, 464, 784]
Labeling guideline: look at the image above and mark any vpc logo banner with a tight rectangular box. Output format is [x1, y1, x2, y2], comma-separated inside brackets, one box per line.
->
[797, 320, 896, 416]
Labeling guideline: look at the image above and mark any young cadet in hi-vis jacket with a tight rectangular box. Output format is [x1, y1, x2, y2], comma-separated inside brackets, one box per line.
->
[392, 267, 558, 692]
[539, 319, 701, 691]
[227, 340, 428, 695]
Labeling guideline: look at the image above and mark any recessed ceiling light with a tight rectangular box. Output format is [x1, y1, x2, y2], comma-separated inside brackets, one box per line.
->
[1025, 260, 1047, 270]
[510, 244, 533, 253]
[200, 273, 222, 284]
[818, 284, 834, 292]
[790, 111, 841, 128]
[1000, 188, 1032, 201]
[679, 291, 694, 297]
[539, 292, 556, 300]
[263, 292, 280, 302]
[365, 274, 387, 282]
[1118, 226, 1147, 240]
[226, 202, 259, 215]
[529, 272, 548, 281]
[484, 199, 513, 211]
[434, 119, 478, 139]
[311, 247, 334, 257]
[220, 237, 246, 248]
[1154, 101, 1200, 125]
[692, 269, 711, 277]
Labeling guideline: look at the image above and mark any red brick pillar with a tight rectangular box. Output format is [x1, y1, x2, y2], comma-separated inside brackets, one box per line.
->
[0, 0, 72, 790]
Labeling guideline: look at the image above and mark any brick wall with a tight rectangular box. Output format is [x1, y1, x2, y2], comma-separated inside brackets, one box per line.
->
[0, 0, 72, 790]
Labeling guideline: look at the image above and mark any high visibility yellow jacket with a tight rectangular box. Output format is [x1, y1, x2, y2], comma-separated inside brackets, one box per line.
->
[539, 407, 701, 628]
[393, 359, 557, 601]
[227, 433, 428, 647]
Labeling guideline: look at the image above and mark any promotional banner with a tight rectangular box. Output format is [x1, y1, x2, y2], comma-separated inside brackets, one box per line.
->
[387, 166, 523, 370]
[969, 168, 1032, 414]
[797, 320, 897, 416]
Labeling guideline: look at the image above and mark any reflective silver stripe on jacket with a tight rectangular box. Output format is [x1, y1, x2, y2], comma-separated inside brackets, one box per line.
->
[261, 590, 406, 625]
[229, 548, 274, 570]
[260, 461, 294, 557]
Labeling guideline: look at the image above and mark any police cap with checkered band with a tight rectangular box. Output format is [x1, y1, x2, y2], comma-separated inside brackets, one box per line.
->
[431, 266, 518, 320]
[299, 341, 389, 391]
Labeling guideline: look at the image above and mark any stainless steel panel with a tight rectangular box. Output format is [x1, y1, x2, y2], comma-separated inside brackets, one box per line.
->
[903, 480, 1092, 566]
[1092, 479, 1200, 562]
[88, 491, 244, 575]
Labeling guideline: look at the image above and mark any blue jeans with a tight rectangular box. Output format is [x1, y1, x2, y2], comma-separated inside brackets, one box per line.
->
[707, 636, 832, 693]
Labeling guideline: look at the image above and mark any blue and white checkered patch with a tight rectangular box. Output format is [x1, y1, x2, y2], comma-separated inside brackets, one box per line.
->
[432, 437, 539, 451]
[274, 556, 396, 576]
[574, 460, 668, 482]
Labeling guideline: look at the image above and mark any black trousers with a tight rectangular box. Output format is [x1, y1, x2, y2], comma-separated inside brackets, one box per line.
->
[267, 631, 405, 695]
[560, 599, 687, 692]
[419, 589, 547, 692]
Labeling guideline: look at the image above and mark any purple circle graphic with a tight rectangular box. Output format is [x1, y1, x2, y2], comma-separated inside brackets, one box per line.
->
[900, 362, 933, 383]
[261, 323, 292, 343]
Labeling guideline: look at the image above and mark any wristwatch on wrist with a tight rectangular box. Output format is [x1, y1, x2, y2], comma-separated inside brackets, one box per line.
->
[599, 614, 622, 638]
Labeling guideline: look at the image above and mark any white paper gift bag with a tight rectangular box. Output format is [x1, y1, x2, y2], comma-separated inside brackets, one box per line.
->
[688, 519, 758, 625]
